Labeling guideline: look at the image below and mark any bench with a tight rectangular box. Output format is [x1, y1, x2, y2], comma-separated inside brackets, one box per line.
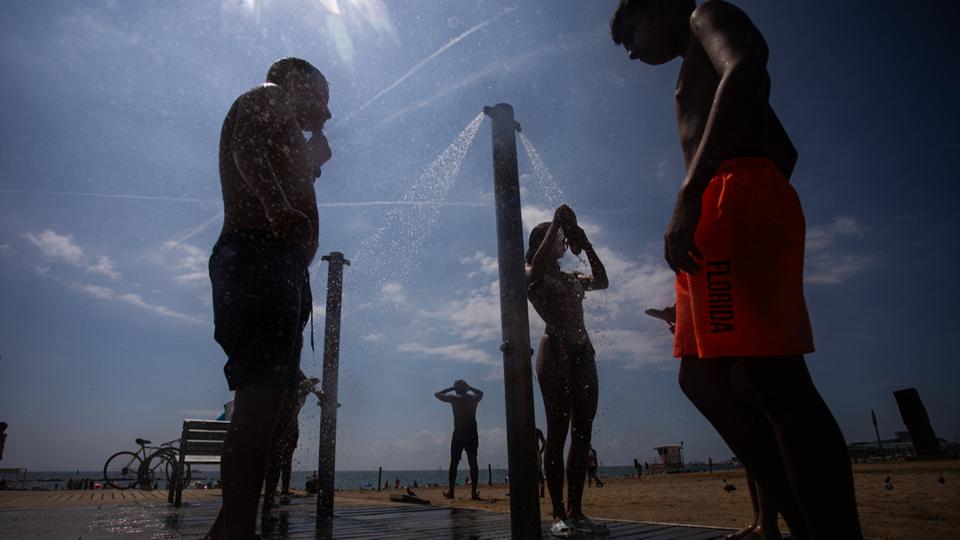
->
[168, 419, 230, 507]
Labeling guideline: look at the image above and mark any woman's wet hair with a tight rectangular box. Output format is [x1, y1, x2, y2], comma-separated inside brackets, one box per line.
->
[525, 222, 553, 265]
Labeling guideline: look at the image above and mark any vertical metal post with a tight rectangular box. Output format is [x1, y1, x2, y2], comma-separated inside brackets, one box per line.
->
[316, 252, 349, 537]
[377, 467, 382, 492]
[483, 103, 541, 539]
[871, 410, 882, 450]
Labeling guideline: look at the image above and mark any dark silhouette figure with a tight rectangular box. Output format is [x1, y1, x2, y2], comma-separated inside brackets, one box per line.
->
[262, 372, 324, 523]
[648, 307, 783, 540]
[206, 57, 332, 540]
[537, 428, 547, 497]
[587, 448, 604, 488]
[611, 1, 862, 537]
[527, 205, 609, 537]
[435, 380, 483, 500]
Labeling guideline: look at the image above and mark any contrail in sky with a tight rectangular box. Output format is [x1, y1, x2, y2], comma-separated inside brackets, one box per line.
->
[172, 212, 223, 245]
[333, 6, 516, 128]
[0, 189, 216, 204]
[169, 200, 488, 245]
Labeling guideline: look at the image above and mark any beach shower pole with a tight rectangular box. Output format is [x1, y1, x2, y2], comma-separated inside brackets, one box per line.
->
[483, 103, 541, 538]
[316, 251, 349, 537]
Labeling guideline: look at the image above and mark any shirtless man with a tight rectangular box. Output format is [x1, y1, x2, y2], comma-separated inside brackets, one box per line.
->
[611, 2, 861, 537]
[434, 380, 483, 500]
[206, 57, 332, 539]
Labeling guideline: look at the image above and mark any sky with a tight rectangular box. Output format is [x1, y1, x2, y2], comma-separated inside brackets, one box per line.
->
[1, 0, 959, 473]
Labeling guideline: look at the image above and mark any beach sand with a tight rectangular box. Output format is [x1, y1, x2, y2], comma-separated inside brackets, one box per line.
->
[1, 460, 955, 538]
[337, 460, 959, 540]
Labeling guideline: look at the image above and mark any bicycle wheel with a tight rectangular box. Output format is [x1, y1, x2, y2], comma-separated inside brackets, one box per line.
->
[104, 451, 142, 490]
[146, 448, 191, 488]
[140, 449, 172, 489]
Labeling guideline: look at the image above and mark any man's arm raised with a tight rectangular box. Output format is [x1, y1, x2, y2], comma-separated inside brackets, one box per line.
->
[467, 385, 483, 402]
[435, 387, 456, 403]
[231, 85, 311, 244]
[665, 2, 770, 274]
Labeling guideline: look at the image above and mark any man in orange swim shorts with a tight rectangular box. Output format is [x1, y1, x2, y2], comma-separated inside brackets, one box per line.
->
[611, 1, 863, 538]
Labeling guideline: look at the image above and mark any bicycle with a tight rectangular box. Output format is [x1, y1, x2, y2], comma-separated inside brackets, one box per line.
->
[103, 438, 189, 490]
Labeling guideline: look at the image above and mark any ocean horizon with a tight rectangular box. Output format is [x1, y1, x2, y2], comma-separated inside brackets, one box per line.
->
[3, 463, 737, 492]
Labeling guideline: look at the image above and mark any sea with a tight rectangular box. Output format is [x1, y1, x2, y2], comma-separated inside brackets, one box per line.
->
[3, 464, 735, 492]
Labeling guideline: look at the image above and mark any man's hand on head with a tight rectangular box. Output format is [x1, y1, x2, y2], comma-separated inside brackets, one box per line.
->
[307, 131, 332, 176]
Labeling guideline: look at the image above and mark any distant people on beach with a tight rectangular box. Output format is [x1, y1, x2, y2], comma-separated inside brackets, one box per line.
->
[527, 204, 609, 537]
[633, 458, 641, 478]
[537, 428, 547, 498]
[611, 1, 862, 537]
[587, 448, 604, 488]
[435, 379, 483, 500]
[0, 422, 6, 462]
[206, 56, 332, 540]
[262, 371, 324, 522]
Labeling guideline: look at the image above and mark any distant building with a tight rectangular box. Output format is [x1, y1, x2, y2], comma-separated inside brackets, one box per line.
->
[847, 431, 952, 461]
[848, 431, 916, 460]
[651, 444, 684, 473]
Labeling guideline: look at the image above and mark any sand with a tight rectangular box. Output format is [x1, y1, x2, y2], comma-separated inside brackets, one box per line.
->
[337, 460, 960, 540]
[1, 460, 955, 538]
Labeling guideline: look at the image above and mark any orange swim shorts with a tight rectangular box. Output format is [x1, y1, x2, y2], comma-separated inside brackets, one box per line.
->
[674, 157, 815, 359]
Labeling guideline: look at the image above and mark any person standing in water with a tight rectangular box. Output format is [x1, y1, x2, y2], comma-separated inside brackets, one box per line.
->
[206, 57, 332, 539]
[527, 204, 609, 537]
[435, 380, 483, 500]
[611, 1, 861, 537]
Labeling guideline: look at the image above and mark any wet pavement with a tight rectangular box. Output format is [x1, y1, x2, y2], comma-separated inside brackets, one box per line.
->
[0, 493, 733, 539]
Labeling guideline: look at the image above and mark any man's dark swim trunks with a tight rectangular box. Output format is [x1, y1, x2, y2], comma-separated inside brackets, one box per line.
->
[451, 427, 479, 459]
[209, 229, 311, 391]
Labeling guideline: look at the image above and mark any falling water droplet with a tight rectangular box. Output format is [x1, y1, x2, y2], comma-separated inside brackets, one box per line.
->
[519, 132, 563, 207]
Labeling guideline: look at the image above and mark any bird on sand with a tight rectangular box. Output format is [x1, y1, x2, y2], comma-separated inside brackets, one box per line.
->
[722, 479, 736, 492]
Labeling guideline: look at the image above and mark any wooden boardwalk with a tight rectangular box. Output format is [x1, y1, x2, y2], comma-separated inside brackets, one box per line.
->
[0, 495, 733, 539]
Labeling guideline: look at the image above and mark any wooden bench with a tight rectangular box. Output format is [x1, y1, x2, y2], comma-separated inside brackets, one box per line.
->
[168, 419, 230, 507]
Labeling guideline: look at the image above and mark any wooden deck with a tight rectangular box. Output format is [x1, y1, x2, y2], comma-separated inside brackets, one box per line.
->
[0, 494, 734, 539]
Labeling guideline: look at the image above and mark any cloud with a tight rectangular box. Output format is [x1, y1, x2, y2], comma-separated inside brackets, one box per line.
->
[460, 251, 498, 278]
[805, 254, 874, 285]
[72, 283, 205, 324]
[380, 282, 407, 305]
[0, 244, 13, 258]
[590, 328, 674, 369]
[158, 241, 209, 286]
[397, 342, 498, 366]
[428, 281, 503, 343]
[804, 216, 873, 285]
[806, 216, 865, 253]
[23, 229, 121, 280]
